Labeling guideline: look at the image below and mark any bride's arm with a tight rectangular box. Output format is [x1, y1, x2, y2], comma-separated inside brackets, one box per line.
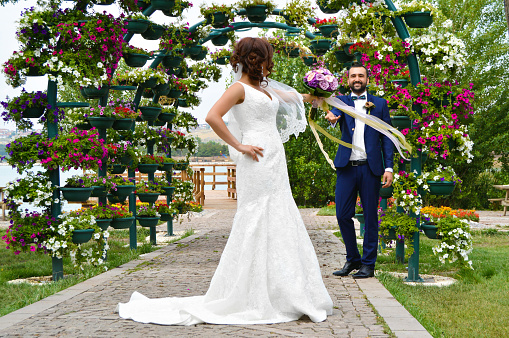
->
[205, 83, 264, 161]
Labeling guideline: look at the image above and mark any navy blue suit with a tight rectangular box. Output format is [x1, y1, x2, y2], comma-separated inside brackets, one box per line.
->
[330, 94, 393, 268]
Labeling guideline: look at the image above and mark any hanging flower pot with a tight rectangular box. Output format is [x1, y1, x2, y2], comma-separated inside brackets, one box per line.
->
[426, 181, 456, 196]
[282, 46, 300, 58]
[385, 226, 398, 240]
[110, 216, 135, 229]
[403, 11, 433, 28]
[141, 24, 166, 40]
[95, 0, 115, 5]
[177, 98, 190, 107]
[151, 0, 175, 10]
[343, 42, 354, 56]
[302, 56, 317, 66]
[390, 116, 412, 129]
[190, 49, 207, 61]
[108, 164, 126, 174]
[154, 119, 166, 126]
[162, 186, 176, 196]
[421, 222, 442, 239]
[71, 229, 95, 244]
[162, 55, 183, 68]
[174, 162, 189, 170]
[159, 162, 174, 171]
[389, 79, 409, 88]
[183, 45, 202, 56]
[80, 86, 110, 99]
[137, 163, 159, 174]
[137, 216, 160, 227]
[60, 187, 94, 202]
[206, 12, 228, 27]
[318, 24, 339, 38]
[211, 34, 229, 46]
[159, 213, 173, 221]
[158, 112, 176, 123]
[112, 118, 134, 130]
[166, 88, 182, 98]
[310, 39, 332, 56]
[91, 186, 108, 198]
[76, 121, 93, 130]
[136, 192, 160, 203]
[26, 66, 45, 77]
[124, 53, 151, 67]
[140, 77, 158, 89]
[166, 67, 181, 76]
[214, 56, 230, 65]
[112, 185, 135, 199]
[88, 116, 116, 129]
[95, 218, 112, 231]
[354, 213, 365, 225]
[379, 185, 394, 199]
[139, 106, 162, 122]
[119, 154, 133, 165]
[107, 193, 127, 204]
[22, 107, 45, 118]
[318, 2, 339, 14]
[245, 5, 268, 23]
[153, 83, 170, 96]
[334, 50, 354, 63]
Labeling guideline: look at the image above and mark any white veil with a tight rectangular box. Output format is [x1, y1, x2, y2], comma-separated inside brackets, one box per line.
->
[227, 64, 308, 162]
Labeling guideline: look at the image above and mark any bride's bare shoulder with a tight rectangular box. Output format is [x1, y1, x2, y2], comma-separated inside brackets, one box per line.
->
[225, 82, 245, 105]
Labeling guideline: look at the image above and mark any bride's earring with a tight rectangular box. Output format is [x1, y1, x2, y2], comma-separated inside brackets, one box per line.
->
[261, 66, 264, 77]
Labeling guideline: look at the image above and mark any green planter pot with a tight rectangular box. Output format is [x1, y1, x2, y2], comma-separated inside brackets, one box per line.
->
[159, 213, 173, 221]
[310, 39, 332, 56]
[154, 83, 170, 96]
[207, 12, 228, 28]
[125, 19, 150, 34]
[166, 89, 182, 98]
[140, 77, 157, 89]
[162, 55, 183, 68]
[141, 24, 166, 40]
[107, 193, 127, 204]
[158, 112, 176, 123]
[154, 119, 166, 126]
[124, 53, 150, 67]
[379, 186, 394, 199]
[60, 187, 93, 202]
[385, 227, 398, 240]
[183, 45, 202, 56]
[26, 66, 45, 77]
[112, 118, 134, 130]
[215, 56, 230, 65]
[108, 164, 126, 174]
[282, 46, 300, 58]
[245, 5, 267, 23]
[151, 0, 175, 10]
[111, 216, 135, 229]
[112, 185, 135, 199]
[57, 102, 90, 108]
[318, 2, 339, 14]
[343, 42, 355, 56]
[88, 116, 116, 129]
[118, 155, 133, 165]
[318, 24, 339, 38]
[136, 192, 160, 203]
[390, 116, 412, 129]
[211, 34, 229, 46]
[147, 139, 156, 147]
[421, 222, 441, 239]
[334, 50, 354, 63]
[159, 162, 174, 172]
[190, 50, 207, 61]
[174, 162, 189, 170]
[76, 122, 93, 130]
[95, 218, 112, 231]
[403, 11, 433, 28]
[80, 86, 109, 99]
[137, 163, 159, 174]
[354, 213, 365, 224]
[177, 98, 190, 107]
[139, 106, 162, 122]
[427, 181, 456, 196]
[389, 79, 409, 88]
[162, 186, 176, 196]
[302, 56, 317, 66]
[91, 186, 108, 198]
[72, 229, 95, 244]
[137, 216, 160, 227]
[165, 67, 181, 76]
[23, 107, 45, 118]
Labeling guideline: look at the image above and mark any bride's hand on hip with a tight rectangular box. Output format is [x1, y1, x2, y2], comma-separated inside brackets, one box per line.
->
[237, 144, 264, 162]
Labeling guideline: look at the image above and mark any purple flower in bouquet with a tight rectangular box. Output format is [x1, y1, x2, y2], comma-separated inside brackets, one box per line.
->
[303, 67, 338, 96]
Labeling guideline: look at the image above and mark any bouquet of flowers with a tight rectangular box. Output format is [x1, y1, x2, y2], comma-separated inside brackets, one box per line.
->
[303, 67, 339, 98]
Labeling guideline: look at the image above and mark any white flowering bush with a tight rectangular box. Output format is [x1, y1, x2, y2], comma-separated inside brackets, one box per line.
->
[114, 67, 168, 86]
[4, 172, 55, 210]
[424, 164, 462, 184]
[412, 29, 467, 72]
[392, 170, 428, 214]
[431, 216, 473, 269]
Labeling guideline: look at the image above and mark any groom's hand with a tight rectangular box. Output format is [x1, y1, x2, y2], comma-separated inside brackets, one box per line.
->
[325, 111, 340, 124]
[382, 171, 393, 188]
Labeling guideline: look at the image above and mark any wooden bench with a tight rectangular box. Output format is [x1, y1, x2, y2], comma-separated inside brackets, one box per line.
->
[491, 185, 509, 216]
[227, 166, 237, 200]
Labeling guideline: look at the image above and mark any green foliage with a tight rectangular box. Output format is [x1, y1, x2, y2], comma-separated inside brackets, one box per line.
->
[195, 139, 229, 157]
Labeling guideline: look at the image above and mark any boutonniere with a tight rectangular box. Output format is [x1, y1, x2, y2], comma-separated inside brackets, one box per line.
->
[364, 101, 376, 113]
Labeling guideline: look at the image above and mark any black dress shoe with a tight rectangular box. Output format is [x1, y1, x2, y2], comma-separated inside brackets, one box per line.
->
[333, 261, 362, 276]
[352, 265, 375, 279]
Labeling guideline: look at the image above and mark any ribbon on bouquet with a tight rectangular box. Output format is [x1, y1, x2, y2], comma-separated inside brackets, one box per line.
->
[308, 97, 412, 170]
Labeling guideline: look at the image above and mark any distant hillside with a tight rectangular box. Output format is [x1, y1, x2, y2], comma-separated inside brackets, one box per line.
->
[189, 126, 225, 144]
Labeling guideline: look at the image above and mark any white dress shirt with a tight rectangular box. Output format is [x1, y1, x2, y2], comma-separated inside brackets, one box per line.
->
[350, 91, 368, 161]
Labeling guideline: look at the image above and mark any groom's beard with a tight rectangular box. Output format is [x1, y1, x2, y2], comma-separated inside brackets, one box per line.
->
[349, 82, 367, 95]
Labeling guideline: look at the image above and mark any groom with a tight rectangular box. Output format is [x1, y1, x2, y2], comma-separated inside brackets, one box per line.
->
[325, 63, 394, 278]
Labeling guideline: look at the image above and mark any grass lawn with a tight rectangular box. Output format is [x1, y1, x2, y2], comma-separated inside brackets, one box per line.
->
[334, 229, 509, 337]
[317, 204, 336, 216]
[0, 226, 194, 317]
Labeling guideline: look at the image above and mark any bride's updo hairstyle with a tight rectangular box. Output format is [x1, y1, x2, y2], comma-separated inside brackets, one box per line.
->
[230, 37, 274, 87]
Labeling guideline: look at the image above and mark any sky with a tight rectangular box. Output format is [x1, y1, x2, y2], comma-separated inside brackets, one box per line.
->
[0, 0, 321, 129]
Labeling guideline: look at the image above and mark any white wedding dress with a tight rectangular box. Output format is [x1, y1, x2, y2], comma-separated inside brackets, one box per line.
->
[118, 81, 333, 325]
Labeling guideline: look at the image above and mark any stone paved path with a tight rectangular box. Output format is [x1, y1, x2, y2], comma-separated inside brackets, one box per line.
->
[0, 209, 431, 337]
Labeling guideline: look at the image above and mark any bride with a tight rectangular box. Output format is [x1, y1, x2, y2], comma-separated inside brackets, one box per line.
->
[118, 37, 334, 325]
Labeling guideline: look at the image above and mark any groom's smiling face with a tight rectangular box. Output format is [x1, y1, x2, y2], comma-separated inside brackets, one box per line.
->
[347, 67, 369, 95]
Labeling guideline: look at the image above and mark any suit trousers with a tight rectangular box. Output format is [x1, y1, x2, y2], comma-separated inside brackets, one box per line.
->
[335, 164, 381, 268]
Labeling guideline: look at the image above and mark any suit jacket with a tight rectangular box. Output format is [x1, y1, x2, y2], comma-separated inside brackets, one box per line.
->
[330, 94, 394, 176]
